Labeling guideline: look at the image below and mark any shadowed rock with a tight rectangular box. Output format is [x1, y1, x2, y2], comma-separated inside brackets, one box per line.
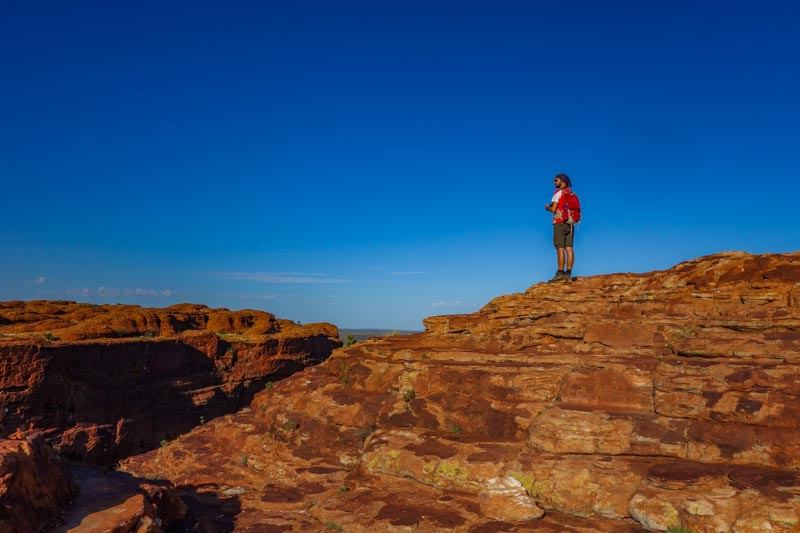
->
[0, 303, 341, 465]
[0, 434, 75, 532]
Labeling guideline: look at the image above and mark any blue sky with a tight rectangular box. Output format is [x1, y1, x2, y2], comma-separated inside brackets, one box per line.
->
[2, 1, 798, 330]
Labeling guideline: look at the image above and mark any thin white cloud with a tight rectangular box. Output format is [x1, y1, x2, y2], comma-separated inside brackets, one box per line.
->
[432, 300, 465, 308]
[238, 294, 277, 301]
[25, 276, 47, 285]
[390, 271, 427, 275]
[207, 271, 348, 284]
[97, 286, 118, 296]
[66, 287, 176, 298]
[129, 288, 175, 297]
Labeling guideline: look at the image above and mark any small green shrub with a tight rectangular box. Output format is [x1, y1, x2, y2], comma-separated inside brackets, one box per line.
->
[344, 334, 358, 347]
[324, 522, 343, 531]
[402, 389, 416, 402]
[264, 381, 275, 391]
[338, 486, 349, 493]
[355, 425, 375, 444]
[678, 322, 696, 338]
[159, 439, 167, 447]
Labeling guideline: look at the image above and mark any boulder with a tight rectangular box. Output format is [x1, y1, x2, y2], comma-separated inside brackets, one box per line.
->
[0, 434, 75, 532]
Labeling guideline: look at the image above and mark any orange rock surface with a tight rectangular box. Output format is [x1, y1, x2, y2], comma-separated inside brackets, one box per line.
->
[0, 303, 341, 464]
[113, 252, 800, 531]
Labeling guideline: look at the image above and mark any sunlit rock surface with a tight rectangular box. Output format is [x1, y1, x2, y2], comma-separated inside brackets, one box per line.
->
[121, 252, 800, 530]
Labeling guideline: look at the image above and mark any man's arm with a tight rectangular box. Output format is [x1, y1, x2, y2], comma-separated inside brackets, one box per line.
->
[545, 190, 561, 212]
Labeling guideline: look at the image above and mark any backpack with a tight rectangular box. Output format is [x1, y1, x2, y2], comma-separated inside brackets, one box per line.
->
[558, 188, 581, 224]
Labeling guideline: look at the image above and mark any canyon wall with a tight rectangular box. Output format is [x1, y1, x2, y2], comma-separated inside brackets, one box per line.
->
[0, 303, 341, 464]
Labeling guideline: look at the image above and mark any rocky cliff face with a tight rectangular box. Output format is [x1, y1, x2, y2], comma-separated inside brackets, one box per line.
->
[0, 302, 341, 465]
[119, 252, 800, 532]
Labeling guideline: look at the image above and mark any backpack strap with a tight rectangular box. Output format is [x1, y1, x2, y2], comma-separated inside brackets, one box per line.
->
[556, 188, 570, 222]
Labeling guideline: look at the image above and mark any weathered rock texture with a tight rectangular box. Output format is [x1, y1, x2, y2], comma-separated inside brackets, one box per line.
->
[117, 252, 798, 531]
[0, 302, 340, 464]
[0, 435, 186, 533]
[0, 433, 75, 532]
[52, 462, 186, 533]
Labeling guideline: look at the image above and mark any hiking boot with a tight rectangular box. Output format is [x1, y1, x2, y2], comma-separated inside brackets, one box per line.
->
[564, 269, 572, 282]
[548, 270, 567, 282]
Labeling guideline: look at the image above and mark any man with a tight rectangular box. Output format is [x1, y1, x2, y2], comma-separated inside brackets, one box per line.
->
[545, 173, 575, 282]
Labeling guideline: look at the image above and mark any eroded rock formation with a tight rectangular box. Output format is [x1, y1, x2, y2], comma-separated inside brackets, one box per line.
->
[0, 434, 75, 533]
[118, 252, 800, 532]
[0, 302, 341, 464]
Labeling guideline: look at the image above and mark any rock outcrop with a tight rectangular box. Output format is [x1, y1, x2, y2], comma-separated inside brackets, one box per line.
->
[0, 303, 341, 464]
[118, 252, 800, 532]
[0, 433, 186, 533]
[51, 462, 186, 533]
[0, 434, 75, 532]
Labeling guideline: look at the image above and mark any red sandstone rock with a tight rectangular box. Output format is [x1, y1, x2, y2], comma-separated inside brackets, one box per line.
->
[0, 434, 75, 532]
[72, 253, 800, 529]
[0, 303, 341, 465]
[52, 462, 186, 533]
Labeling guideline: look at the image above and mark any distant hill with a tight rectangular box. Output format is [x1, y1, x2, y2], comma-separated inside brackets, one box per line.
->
[338, 328, 422, 343]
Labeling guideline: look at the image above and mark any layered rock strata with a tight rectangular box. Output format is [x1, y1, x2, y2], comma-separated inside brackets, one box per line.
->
[118, 252, 800, 531]
[0, 302, 340, 464]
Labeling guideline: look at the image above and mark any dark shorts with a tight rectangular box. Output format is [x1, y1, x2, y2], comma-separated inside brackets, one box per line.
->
[553, 222, 574, 249]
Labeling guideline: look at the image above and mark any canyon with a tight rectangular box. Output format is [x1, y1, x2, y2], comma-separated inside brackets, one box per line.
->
[0, 303, 340, 531]
[1, 251, 799, 532]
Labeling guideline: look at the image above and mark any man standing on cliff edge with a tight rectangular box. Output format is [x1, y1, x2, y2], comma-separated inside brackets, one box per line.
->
[545, 173, 575, 282]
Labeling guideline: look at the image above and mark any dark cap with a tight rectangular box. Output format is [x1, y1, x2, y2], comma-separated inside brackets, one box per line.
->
[555, 173, 572, 187]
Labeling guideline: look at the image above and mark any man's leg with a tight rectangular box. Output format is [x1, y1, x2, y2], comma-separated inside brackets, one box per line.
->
[563, 223, 575, 279]
[549, 246, 568, 282]
[550, 224, 569, 282]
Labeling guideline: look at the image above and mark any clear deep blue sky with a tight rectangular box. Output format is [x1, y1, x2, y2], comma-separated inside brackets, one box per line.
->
[2, 1, 798, 330]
